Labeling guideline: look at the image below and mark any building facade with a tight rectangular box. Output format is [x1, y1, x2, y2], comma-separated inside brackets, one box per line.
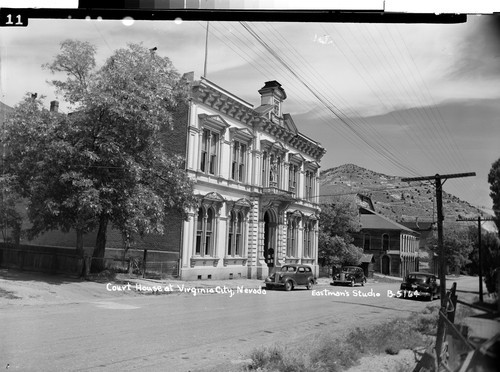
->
[168, 78, 325, 280]
[353, 195, 420, 278]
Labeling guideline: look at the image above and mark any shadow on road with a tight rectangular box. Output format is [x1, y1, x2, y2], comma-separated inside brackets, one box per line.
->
[0, 268, 82, 286]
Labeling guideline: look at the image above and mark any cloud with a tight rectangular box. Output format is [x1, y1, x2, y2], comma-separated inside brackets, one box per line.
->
[449, 15, 500, 79]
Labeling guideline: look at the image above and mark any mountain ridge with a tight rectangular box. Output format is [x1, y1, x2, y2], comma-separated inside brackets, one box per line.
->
[319, 164, 491, 226]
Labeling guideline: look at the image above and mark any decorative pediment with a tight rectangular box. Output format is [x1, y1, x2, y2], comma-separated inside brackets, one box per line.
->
[287, 210, 304, 220]
[305, 160, 321, 170]
[289, 152, 306, 164]
[197, 192, 225, 211]
[201, 191, 225, 203]
[261, 139, 288, 156]
[227, 198, 253, 213]
[198, 113, 230, 133]
[304, 213, 319, 221]
[229, 127, 254, 143]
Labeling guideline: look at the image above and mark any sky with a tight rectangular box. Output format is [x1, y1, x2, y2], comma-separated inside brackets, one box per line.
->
[1, 12, 499, 213]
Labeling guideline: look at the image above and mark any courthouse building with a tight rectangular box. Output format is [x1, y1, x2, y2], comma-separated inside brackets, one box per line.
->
[167, 77, 326, 280]
[1, 78, 325, 281]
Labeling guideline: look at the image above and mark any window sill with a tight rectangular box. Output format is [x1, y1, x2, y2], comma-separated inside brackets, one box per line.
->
[190, 257, 220, 268]
[301, 258, 315, 265]
[284, 258, 301, 264]
[223, 258, 247, 266]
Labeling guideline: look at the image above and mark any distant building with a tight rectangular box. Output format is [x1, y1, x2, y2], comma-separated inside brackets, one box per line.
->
[353, 194, 420, 278]
[400, 219, 436, 274]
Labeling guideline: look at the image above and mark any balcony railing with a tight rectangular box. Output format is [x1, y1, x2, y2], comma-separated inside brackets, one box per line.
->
[262, 185, 295, 201]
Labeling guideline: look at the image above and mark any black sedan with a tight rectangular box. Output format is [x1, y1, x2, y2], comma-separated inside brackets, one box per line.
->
[331, 266, 366, 287]
[265, 264, 316, 291]
[399, 272, 440, 301]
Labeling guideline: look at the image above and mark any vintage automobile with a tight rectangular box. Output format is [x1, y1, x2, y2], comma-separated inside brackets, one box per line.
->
[331, 266, 366, 287]
[264, 264, 316, 291]
[399, 272, 440, 301]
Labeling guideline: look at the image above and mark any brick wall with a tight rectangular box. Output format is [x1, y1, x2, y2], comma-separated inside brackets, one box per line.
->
[161, 100, 189, 158]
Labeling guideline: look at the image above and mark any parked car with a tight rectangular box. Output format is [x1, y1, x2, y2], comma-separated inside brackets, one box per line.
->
[331, 266, 366, 287]
[265, 264, 316, 291]
[399, 272, 440, 301]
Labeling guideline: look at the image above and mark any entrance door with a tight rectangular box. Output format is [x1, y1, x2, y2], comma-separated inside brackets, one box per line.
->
[264, 211, 276, 268]
[382, 255, 390, 275]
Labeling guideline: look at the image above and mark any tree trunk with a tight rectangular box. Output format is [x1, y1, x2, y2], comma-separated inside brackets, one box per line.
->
[76, 229, 84, 257]
[91, 214, 108, 272]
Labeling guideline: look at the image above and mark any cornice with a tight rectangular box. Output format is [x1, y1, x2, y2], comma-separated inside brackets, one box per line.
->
[192, 81, 326, 161]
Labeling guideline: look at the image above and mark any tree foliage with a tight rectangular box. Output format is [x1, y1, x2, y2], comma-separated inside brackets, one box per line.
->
[466, 226, 500, 274]
[427, 227, 474, 273]
[318, 198, 362, 267]
[4, 40, 197, 267]
[488, 158, 500, 233]
[0, 175, 22, 243]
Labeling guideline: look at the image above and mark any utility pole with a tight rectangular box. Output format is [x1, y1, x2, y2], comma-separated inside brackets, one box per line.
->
[401, 172, 475, 368]
[456, 216, 496, 302]
[203, 21, 209, 77]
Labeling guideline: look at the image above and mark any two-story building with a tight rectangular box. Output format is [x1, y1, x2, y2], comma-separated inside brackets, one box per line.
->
[353, 194, 420, 278]
[1, 79, 325, 281]
[165, 77, 325, 280]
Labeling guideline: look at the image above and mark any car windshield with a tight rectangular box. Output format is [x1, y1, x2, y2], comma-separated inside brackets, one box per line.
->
[281, 266, 297, 272]
[407, 274, 430, 283]
[342, 267, 358, 274]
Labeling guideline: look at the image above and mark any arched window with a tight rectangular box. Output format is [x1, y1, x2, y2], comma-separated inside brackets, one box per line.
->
[195, 206, 214, 256]
[227, 210, 244, 257]
[303, 219, 314, 258]
[286, 217, 297, 257]
[235, 212, 242, 256]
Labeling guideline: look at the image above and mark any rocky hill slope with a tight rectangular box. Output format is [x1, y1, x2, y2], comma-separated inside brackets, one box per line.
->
[319, 164, 489, 226]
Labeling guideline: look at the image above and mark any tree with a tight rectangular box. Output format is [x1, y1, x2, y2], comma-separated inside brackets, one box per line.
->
[427, 227, 474, 273]
[318, 198, 362, 269]
[0, 175, 22, 243]
[466, 226, 500, 275]
[5, 94, 101, 255]
[488, 158, 500, 233]
[5, 40, 197, 270]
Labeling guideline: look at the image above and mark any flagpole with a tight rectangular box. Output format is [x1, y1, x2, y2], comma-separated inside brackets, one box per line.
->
[203, 21, 209, 77]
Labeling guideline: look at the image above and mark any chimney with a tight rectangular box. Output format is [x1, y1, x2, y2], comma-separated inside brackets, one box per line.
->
[50, 100, 59, 113]
[182, 71, 195, 83]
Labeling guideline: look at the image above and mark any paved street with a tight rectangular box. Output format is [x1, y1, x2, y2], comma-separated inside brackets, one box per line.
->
[0, 271, 481, 372]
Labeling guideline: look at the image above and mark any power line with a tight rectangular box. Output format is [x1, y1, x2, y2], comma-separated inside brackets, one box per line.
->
[239, 22, 421, 177]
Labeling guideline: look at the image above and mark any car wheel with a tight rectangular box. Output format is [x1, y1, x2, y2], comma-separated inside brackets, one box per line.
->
[306, 279, 314, 290]
[350, 279, 355, 287]
[361, 278, 366, 286]
[284, 280, 293, 291]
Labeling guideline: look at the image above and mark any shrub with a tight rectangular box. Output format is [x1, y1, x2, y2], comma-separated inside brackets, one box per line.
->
[309, 335, 360, 372]
[412, 304, 440, 335]
[246, 345, 308, 372]
[347, 318, 427, 355]
[245, 311, 440, 372]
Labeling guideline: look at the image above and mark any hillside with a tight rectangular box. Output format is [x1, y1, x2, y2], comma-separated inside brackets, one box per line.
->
[319, 164, 490, 227]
